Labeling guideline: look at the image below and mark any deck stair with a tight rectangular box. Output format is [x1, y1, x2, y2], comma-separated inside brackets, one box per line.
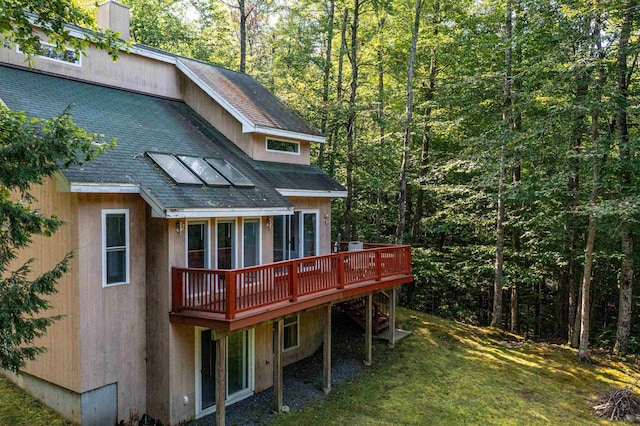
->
[338, 293, 390, 334]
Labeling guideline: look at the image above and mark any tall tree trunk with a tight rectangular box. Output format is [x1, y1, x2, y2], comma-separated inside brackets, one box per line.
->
[239, 0, 247, 73]
[510, 5, 522, 333]
[375, 16, 385, 237]
[396, 0, 423, 244]
[567, 22, 590, 347]
[344, 0, 360, 240]
[317, 0, 335, 170]
[579, 11, 604, 363]
[492, 0, 512, 328]
[412, 0, 440, 241]
[327, 8, 350, 178]
[614, 0, 635, 356]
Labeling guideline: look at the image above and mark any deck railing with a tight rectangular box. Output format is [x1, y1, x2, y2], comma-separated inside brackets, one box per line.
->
[172, 244, 411, 319]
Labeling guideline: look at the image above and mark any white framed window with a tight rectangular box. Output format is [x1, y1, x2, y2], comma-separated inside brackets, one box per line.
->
[266, 138, 300, 155]
[17, 41, 82, 66]
[215, 219, 237, 269]
[102, 209, 130, 286]
[242, 218, 261, 267]
[186, 220, 210, 269]
[283, 314, 299, 351]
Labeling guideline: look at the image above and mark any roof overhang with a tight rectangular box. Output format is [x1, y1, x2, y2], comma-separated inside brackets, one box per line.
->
[162, 206, 294, 219]
[176, 59, 325, 144]
[57, 177, 295, 218]
[277, 188, 348, 198]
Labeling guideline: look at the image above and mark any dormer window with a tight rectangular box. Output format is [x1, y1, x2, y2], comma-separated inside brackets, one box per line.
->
[266, 138, 300, 155]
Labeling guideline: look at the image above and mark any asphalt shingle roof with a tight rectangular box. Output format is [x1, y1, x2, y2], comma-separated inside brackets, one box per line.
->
[251, 161, 345, 192]
[0, 65, 342, 211]
[179, 58, 323, 137]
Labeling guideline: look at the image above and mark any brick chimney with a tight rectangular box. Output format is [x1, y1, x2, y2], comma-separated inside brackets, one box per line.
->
[97, 1, 131, 41]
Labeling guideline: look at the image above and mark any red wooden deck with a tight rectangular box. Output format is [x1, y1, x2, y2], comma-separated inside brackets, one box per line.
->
[169, 243, 413, 331]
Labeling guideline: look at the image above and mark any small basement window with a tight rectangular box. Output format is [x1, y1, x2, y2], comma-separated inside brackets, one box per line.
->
[283, 314, 299, 351]
[17, 40, 81, 66]
[103, 210, 129, 286]
[266, 138, 300, 155]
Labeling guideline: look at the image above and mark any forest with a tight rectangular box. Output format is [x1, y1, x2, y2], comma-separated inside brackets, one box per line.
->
[77, 0, 640, 359]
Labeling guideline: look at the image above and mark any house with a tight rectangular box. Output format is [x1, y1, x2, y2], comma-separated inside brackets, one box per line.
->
[0, 2, 413, 424]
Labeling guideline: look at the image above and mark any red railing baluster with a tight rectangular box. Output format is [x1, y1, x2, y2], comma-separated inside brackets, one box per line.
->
[337, 253, 345, 289]
[226, 270, 236, 319]
[290, 262, 298, 302]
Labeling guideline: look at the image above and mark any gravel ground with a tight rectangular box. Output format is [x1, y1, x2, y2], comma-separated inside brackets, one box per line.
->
[189, 310, 366, 426]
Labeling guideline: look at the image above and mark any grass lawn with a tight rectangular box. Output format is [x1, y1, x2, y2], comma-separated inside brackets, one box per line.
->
[0, 375, 73, 425]
[0, 308, 638, 425]
[272, 308, 640, 426]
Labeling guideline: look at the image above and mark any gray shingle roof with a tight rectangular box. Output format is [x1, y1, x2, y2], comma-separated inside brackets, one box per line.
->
[251, 161, 345, 192]
[0, 65, 303, 211]
[178, 58, 323, 137]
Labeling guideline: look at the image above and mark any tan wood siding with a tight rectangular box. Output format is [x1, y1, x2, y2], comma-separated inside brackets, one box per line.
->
[169, 324, 196, 424]
[181, 77, 313, 164]
[0, 33, 181, 99]
[13, 178, 81, 392]
[182, 76, 256, 157]
[145, 215, 171, 422]
[77, 193, 146, 419]
[253, 135, 311, 165]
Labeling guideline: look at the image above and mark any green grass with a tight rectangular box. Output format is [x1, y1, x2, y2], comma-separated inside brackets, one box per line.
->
[0, 375, 73, 426]
[272, 309, 640, 426]
[0, 309, 638, 425]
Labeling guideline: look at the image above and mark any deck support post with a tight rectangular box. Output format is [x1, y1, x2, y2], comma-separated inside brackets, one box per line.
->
[322, 304, 332, 394]
[273, 318, 284, 413]
[389, 287, 397, 348]
[364, 294, 373, 366]
[215, 335, 226, 426]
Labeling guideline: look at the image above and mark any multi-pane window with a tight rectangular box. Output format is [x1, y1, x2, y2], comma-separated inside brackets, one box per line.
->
[103, 210, 129, 286]
[283, 315, 299, 351]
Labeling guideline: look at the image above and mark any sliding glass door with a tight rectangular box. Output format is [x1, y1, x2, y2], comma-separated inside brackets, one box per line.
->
[273, 212, 318, 260]
[197, 329, 253, 417]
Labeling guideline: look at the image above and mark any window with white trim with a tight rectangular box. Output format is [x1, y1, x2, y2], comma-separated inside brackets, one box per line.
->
[103, 210, 130, 286]
[17, 41, 81, 66]
[266, 138, 300, 155]
[283, 314, 299, 351]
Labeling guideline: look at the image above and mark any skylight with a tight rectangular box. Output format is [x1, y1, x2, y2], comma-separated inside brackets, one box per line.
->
[178, 155, 230, 186]
[206, 158, 254, 187]
[147, 152, 202, 185]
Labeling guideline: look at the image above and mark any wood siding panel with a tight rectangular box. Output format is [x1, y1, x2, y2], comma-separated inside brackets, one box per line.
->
[182, 77, 256, 157]
[252, 135, 311, 165]
[182, 78, 312, 165]
[169, 324, 196, 425]
[145, 215, 171, 422]
[0, 35, 181, 99]
[77, 194, 146, 420]
[13, 178, 81, 392]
